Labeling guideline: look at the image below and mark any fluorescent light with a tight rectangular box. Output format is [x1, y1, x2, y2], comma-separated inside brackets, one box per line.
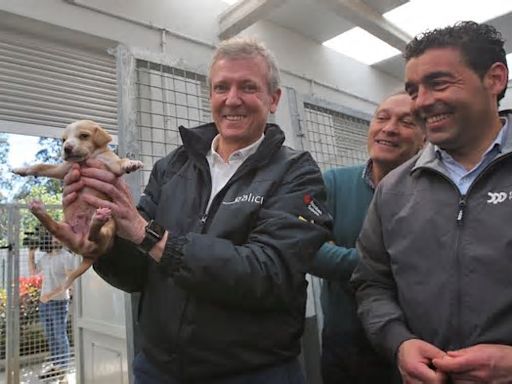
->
[323, 27, 400, 65]
[220, 0, 239, 4]
[384, 0, 512, 38]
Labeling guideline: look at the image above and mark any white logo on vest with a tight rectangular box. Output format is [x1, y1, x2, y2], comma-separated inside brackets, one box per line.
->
[487, 192, 508, 204]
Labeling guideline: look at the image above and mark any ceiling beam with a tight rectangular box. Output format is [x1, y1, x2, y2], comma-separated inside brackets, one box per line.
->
[318, 0, 412, 51]
[218, 0, 288, 40]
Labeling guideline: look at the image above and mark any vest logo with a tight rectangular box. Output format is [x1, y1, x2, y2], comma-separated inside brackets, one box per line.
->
[223, 193, 264, 205]
[487, 192, 508, 205]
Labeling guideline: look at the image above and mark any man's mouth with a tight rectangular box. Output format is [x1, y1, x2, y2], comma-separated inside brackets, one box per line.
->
[223, 114, 245, 121]
[425, 113, 451, 125]
[375, 139, 398, 148]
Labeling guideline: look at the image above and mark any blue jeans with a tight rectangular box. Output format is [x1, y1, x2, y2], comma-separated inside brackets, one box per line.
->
[39, 300, 70, 368]
[133, 352, 305, 384]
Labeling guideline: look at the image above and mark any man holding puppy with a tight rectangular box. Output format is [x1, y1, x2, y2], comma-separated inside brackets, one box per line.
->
[63, 37, 331, 383]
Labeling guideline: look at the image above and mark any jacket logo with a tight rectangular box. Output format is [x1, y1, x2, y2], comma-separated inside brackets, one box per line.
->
[304, 194, 323, 216]
[487, 192, 508, 205]
[223, 193, 264, 205]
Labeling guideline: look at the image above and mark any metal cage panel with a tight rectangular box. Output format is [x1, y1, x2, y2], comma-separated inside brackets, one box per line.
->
[303, 102, 369, 171]
[0, 204, 77, 384]
[135, 60, 211, 188]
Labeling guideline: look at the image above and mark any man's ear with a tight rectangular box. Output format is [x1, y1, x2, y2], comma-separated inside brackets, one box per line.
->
[484, 62, 508, 98]
[93, 125, 112, 147]
[269, 88, 282, 114]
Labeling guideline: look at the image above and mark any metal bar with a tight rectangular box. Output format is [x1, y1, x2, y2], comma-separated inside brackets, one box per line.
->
[5, 204, 20, 384]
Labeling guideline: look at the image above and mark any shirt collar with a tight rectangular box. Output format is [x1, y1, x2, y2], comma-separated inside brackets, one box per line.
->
[435, 116, 509, 161]
[209, 133, 265, 164]
[362, 159, 376, 190]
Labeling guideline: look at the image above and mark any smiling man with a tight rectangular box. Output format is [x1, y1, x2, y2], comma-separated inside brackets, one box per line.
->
[309, 91, 424, 384]
[352, 21, 512, 383]
[62, 37, 331, 383]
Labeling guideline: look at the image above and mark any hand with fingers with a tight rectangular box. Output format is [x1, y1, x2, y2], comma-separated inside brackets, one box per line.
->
[63, 160, 147, 248]
[433, 344, 512, 384]
[398, 339, 448, 384]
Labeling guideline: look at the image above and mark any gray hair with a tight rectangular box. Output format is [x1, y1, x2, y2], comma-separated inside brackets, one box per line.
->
[208, 37, 281, 93]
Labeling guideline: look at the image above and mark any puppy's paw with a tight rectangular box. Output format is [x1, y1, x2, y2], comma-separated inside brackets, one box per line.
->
[123, 160, 144, 174]
[28, 200, 46, 214]
[12, 167, 31, 176]
[92, 207, 112, 225]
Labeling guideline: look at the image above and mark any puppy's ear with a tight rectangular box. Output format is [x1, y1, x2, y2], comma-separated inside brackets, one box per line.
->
[93, 126, 112, 147]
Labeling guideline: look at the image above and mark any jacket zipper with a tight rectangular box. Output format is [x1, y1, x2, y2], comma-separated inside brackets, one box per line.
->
[198, 159, 257, 232]
[415, 151, 512, 349]
[456, 196, 466, 225]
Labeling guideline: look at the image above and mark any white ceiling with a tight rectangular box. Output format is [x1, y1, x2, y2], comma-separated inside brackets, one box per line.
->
[219, 0, 512, 81]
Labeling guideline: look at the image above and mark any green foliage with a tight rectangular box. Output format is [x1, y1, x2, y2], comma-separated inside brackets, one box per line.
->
[36, 137, 62, 164]
[0, 134, 11, 203]
[0, 276, 46, 359]
[18, 186, 63, 246]
[14, 137, 63, 201]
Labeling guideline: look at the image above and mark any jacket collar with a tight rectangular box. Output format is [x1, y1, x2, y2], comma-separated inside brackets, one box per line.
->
[178, 122, 285, 167]
[412, 110, 512, 173]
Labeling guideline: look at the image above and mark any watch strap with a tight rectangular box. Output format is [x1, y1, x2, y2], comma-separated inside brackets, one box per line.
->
[137, 220, 165, 253]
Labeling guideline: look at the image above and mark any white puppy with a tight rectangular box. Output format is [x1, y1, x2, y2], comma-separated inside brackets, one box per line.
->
[13, 120, 143, 300]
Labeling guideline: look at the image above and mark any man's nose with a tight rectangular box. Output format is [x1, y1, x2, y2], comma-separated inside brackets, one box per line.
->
[225, 87, 242, 105]
[382, 118, 399, 134]
[414, 86, 434, 110]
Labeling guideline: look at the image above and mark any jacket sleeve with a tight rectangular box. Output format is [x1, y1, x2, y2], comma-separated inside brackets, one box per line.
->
[309, 168, 359, 280]
[310, 243, 359, 280]
[160, 151, 332, 311]
[350, 185, 416, 360]
[92, 236, 148, 293]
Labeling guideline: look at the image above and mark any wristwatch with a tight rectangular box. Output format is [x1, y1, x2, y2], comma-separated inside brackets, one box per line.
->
[137, 220, 166, 254]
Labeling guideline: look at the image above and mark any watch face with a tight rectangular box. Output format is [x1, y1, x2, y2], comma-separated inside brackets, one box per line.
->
[147, 220, 165, 238]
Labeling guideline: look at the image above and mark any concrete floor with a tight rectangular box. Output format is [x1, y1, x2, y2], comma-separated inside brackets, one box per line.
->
[1, 364, 76, 383]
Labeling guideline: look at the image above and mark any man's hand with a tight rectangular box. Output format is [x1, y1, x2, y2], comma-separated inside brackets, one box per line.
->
[398, 339, 448, 384]
[76, 159, 147, 244]
[63, 163, 84, 207]
[433, 344, 512, 383]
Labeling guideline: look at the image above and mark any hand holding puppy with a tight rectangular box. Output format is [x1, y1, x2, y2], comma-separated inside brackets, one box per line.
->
[63, 160, 147, 246]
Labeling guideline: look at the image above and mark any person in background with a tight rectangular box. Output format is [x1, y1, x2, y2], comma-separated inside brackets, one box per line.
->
[28, 229, 76, 380]
[61, 37, 332, 384]
[310, 91, 425, 383]
[352, 21, 512, 383]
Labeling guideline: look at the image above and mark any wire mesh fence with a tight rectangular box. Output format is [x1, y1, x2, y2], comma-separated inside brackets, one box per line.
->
[135, 60, 211, 188]
[303, 102, 370, 172]
[0, 204, 78, 384]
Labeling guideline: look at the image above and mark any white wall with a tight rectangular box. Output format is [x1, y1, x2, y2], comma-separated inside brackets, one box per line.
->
[0, 0, 403, 117]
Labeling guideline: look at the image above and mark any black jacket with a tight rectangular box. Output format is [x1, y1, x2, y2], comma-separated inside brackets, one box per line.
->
[94, 122, 331, 381]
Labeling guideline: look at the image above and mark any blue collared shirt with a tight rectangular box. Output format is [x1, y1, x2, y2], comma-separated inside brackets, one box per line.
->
[362, 159, 376, 190]
[436, 117, 509, 195]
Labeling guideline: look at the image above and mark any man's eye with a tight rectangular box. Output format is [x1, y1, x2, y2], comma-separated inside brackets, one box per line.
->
[405, 87, 417, 100]
[213, 84, 228, 93]
[401, 118, 416, 127]
[242, 84, 257, 92]
[431, 80, 449, 90]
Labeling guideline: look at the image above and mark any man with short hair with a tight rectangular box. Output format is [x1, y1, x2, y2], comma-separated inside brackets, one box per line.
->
[63, 37, 331, 383]
[310, 91, 424, 384]
[352, 21, 512, 383]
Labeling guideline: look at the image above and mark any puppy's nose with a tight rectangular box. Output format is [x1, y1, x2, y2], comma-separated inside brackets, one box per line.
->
[64, 145, 73, 154]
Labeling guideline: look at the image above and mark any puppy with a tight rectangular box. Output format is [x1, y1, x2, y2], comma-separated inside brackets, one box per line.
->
[13, 120, 143, 299]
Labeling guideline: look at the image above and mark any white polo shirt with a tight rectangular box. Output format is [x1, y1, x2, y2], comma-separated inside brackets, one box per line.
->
[205, 134, 264, 212]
